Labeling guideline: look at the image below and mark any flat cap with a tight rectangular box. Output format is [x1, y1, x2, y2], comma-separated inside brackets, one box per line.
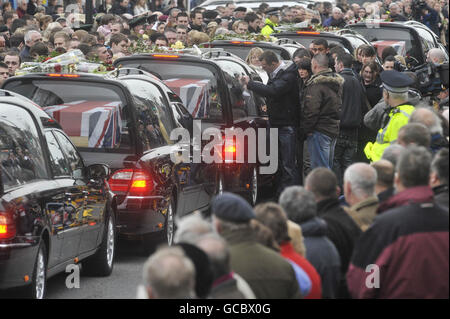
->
[212, 192, 255, 223]
[381, 70, 415, 93]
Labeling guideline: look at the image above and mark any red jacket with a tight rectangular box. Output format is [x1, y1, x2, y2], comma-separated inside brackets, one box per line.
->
[378, 185, 434, 214]
[281, 242, 322, 299]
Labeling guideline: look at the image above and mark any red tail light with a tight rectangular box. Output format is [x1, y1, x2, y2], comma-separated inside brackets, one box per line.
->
[222, 138, 237, 162]
[108, 169, 153, 196]
[296, 31, 320, 35]
[0, 211, 16, 240]
[46, 74, 80, 77]
[152, 54, 179, 59]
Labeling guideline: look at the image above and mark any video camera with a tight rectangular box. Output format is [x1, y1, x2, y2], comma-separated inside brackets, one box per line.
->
[412, 62, 449, 95]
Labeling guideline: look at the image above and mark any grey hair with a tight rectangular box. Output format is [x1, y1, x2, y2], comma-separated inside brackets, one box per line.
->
[174, 212, 213, 245]
[312, 53, 330, 69]
[409, 107, 443, 135]
[279, 186, 317, 224]
[344, 163, 378, 199]
[397, 145, 432, 188]
[387, 90, 409, 101]
[196, 233, 230, 278]
[143, 246, 196, 299]
[24, 30, 41, 44]
[382, 144, 405, 167]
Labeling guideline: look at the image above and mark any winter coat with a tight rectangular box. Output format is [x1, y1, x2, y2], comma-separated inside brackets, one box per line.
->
[364, 103, 415, 162]
[347, 201, 449, 298]
[221, 227, 302, 299]
[433, 185, 449, 211]
[247, 62, 300, 128]
[344, 196, 379, 232]
[209, 274, 247, 299]
[301, 217, 342, 299]
[378, 185, 435, 214]
[281, 242, 322, 299]
[261, 18, 277, 36]
[316, 198, 362, 275]
[339, 68, 369, 129]
[302, 69, 344, 138]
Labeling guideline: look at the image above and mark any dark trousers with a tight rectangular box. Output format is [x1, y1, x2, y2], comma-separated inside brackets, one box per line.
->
[333, 129, 358, 187]
[277, 126, 299, 196]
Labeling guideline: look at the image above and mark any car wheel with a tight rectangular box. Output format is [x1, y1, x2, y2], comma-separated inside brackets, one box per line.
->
[217, 173, 224, 195]
[141, 197, 176, 255]
[82, 212, 115, 276]
[249, 166, 258, 206]
[164, 199, 175, 246]
[27, 242, 47, 299]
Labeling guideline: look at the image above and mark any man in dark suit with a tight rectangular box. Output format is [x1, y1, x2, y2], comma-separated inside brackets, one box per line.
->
[241, 51, 300, 198]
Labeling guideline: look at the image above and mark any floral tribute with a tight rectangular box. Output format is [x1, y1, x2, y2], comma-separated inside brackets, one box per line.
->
[16, 50, 116, 76]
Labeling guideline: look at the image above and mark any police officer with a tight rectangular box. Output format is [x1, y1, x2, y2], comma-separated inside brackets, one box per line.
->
[261, 9, 280, 36]
[364, 70, 416, 162]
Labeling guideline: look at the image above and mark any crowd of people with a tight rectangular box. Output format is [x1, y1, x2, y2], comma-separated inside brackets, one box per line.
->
[0, 0, 448, 299]
[141, 141, 448, 299]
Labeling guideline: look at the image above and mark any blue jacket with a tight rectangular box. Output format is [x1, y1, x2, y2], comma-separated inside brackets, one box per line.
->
[301, 217, 342, 299]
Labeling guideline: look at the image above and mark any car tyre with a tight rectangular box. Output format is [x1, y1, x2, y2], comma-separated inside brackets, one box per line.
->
[142, 197, 176, 255]
[27, 241, 47, 299]
[82, 212, 116, 276]
[245, 166, 258, 206]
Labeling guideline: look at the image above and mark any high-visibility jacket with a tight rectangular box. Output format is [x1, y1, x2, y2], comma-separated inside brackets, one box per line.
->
[364, 103, 415, 162]
[261, 18, 277, 36]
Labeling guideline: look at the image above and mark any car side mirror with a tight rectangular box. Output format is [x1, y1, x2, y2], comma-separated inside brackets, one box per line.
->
[87, 164, 110, 181]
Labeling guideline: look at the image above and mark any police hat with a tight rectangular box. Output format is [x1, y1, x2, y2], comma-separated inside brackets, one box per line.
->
[265, 8, 281, 16]
[380, 70, 415, 93]
[129, 15, 147, 28]
[212, 192, 255, 223]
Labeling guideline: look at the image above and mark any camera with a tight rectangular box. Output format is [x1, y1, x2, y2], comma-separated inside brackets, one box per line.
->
[413, 62, 449, 95]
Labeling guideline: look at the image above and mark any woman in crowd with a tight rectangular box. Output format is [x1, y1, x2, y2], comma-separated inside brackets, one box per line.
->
[245, 47, 268, 84]
[134, 0, 150, 16]
[360, 61, 382, 108]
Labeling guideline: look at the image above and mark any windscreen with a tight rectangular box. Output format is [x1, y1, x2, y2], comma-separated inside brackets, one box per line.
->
[3, 79, 130, 150]
[117, 60, 224, 122]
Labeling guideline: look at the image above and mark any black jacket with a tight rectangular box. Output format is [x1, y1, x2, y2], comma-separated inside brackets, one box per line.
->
[362, 75, 382, 108]
[247, 62, 300, 127]
[317, 198, 362, 298]
[316, 198, 362, 275]
[301, 217, 342, 299]
[339, 68, 369, 130]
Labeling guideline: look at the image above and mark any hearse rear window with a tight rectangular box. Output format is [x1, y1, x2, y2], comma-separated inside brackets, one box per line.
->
[3, 80, 131, 151]
[117, 60, 224, 122]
